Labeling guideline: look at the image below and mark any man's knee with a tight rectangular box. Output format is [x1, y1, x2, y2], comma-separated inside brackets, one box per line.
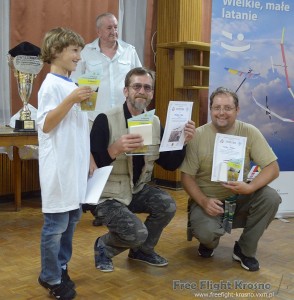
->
[192, 226, 216, 245]
[256, 186, 281, 210]
[157, 195, 176, 217]
[122, 223, 148, 248]
[268, 188, 282, 208]
[166, 198, 176, 218]
[189, 205, 224, 244]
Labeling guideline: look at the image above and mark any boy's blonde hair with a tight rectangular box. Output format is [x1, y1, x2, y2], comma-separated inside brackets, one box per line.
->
[41, 27, 85, 64]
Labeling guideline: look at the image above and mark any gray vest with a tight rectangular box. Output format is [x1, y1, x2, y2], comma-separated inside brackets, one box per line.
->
[101, 105, 161, 205]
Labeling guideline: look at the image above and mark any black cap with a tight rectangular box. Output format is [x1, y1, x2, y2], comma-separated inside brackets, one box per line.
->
[8, 41, 40, 57]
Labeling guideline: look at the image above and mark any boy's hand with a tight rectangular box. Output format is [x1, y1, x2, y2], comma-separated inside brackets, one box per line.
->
[69, 86, 94, 104]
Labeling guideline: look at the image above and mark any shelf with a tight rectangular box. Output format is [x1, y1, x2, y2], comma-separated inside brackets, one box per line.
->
[183, 65, 210, 71]
[176, 86, 209, 90]
[157, 41, 210, 90]
[157, 41, 210, 51]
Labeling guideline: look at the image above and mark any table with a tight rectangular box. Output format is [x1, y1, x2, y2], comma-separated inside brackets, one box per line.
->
[0, 126, 38, 211]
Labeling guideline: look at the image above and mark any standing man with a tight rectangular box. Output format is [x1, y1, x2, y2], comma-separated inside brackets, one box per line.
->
[71, 12, 142, 121]
[180, 87, 281, 271]
[90, 67, 195, 272]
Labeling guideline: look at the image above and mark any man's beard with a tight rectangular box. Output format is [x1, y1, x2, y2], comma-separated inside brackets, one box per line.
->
[129, 97, 151, 112]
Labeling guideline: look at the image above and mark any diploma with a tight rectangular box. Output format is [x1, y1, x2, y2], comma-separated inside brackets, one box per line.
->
[211, 133, 247, 182]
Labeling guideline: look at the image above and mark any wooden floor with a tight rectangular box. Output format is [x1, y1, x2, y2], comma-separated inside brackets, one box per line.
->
[0, 188, 293, 300]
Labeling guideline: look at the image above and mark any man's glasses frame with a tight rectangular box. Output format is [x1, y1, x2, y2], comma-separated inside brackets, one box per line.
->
[128, 83, 153, 93]
[210, 106, 237, 112]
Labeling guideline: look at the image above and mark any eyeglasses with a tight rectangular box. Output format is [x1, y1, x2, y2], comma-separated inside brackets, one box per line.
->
[211, 106, 236, 112]
[129, 83, 153, 93]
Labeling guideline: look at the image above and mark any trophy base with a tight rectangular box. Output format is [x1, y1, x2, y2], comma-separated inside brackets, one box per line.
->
[14, 119, 36, 132]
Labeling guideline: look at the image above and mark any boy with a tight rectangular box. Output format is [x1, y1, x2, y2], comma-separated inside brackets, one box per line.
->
[37, 27, 96, 299]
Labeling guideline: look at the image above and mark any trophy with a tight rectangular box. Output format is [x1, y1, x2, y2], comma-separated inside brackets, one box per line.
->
[8, 41, 43, 132]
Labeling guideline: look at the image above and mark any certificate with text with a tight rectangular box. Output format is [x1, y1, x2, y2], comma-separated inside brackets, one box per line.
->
[211, 133, 247, 182]
[159, 101, 193, 152]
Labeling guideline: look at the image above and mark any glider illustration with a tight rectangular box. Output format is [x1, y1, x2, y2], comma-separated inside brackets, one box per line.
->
[265, 96, 279, 137]
[224, 67, 260, 92]
[265, 96, 271, 120]
[271, 27, 294, 99]
[251, 93, 294, 123]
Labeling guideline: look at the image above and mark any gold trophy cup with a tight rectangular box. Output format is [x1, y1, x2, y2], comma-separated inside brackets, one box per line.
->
[8, 42, 43, 132]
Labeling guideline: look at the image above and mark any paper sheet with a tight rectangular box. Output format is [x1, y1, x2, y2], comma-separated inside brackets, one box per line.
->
[81, 166, 113, 204]
[128, 123, 152, 145]
[77, 73, 100, 111]
[159, 101, 193, 152]
[211, 133, 247, 182]
[126, 110, 155, 155]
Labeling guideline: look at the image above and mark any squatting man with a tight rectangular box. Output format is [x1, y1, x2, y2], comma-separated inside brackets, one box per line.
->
[180, 86, 281, 272]
[87, 67, 196, 272]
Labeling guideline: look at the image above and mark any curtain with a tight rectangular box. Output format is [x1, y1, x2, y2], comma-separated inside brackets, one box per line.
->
[118, 0, 147, 66]
[8, 0, 155, 116]
[0, 0, 11, 126]
[119, 0, 156, 70]
[9, 0, 120, 116]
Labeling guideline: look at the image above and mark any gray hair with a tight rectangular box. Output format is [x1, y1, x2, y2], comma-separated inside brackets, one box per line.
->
[95, 13, 117, 28]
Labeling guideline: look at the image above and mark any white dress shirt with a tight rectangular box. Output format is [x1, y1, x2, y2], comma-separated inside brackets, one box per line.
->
[70, 38, 142, 121]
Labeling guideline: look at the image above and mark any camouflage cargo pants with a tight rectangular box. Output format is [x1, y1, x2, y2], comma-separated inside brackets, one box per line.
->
[95, 184, 176, 258]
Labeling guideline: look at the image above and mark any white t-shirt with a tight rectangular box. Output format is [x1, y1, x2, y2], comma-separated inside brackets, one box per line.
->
[70, 38, 142, 121]
[37, 73, 90, 213]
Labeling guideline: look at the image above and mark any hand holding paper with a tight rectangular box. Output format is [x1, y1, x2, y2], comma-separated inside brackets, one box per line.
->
[78, 73, 100, 111]
[108, 134, 144, 158]
[126, 110, 155, 155]
[128, 123, 152, 145]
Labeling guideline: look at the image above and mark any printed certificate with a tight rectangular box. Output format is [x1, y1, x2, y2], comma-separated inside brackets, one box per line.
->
[211, 133, 247, 182]
[159, 101, 193, 152]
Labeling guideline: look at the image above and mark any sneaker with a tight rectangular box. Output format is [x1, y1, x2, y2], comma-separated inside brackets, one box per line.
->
[38, 276, 76, 300]
[128, 249, 168, 266]
[94, 237, 114, 272]
[198, 243, 214, 258]
[232, 241, 260, 271]
[61, 267, 75, 289]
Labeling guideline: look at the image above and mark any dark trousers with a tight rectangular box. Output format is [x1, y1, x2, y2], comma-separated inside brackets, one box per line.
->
[188, 186, 281, 257]
[95, 184, 176, 258]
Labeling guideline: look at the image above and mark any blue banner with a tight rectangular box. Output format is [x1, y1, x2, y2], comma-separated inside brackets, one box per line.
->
[209, 0, 294, 217]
